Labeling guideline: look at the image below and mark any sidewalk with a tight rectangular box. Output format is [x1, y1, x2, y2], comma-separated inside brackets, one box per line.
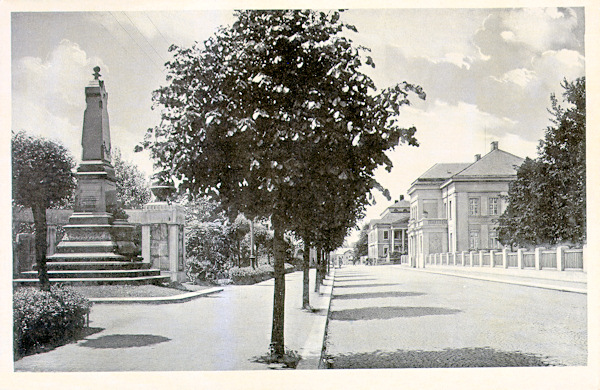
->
[14, 269, 334, 371]
[392, 265, 586, 294]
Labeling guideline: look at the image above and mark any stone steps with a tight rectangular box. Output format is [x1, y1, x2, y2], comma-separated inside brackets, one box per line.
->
[20, 268, 161, 279]
[54, 241, 118, 254]
[38, 261, 153, 271]
[13, 274, 170, 286]
[47, 252, 132, 262]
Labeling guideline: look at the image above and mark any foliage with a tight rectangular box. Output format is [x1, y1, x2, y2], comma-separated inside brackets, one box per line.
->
[14, 285, 92, 358]
[12, 131, 76, 289]
[183, 196, 232, 283]
[113, 148, 151, 209]
[498, 77, 585, 247]
[353, 223, 369, 263]
[12, 131, 76, 214]
[141, 9, 423, 357]
[229, 264, 295, 285]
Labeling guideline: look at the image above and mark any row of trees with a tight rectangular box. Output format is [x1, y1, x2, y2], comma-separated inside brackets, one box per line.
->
[498, 77, 586, 248]
[141, 9, 424, 359]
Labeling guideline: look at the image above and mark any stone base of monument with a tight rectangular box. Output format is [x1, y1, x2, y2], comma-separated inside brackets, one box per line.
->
[14, 213, 170, 286]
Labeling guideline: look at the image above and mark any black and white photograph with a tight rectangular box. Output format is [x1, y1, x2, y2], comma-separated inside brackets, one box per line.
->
[2, 1, 598, 389]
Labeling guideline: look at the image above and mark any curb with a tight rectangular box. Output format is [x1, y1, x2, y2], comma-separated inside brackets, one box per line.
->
[296, 269, 336, 370]
[399, 268, 586, 294]
[88, 287, 224, 304]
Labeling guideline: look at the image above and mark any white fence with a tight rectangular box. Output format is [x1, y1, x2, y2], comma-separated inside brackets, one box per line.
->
[425, 246, 584, 272]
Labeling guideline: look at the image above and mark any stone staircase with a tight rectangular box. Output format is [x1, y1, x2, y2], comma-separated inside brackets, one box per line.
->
[13, 221, 170, 286]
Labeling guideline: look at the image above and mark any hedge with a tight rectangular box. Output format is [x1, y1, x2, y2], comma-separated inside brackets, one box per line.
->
[229, 263, 295, 285]
[14, 285, 92, 358]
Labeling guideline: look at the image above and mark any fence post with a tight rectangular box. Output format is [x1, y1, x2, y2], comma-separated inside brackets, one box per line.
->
[517, 248, 524, 269]
[502, 248, 508, 268]
[582, 244, 587, 272]
[461, 251, 466, 266]
[556, 246, 565, 271]
[469, 251, 474, 267]
[489, 250, 495, 268]
[535, 247, 543, 270]
[452, 252, 456, 266]
[478, 250, 484, 267]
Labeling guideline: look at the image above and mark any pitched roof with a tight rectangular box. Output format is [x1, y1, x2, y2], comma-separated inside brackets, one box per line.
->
[453, 149, 524, 178]
[417, 163, 471, 180]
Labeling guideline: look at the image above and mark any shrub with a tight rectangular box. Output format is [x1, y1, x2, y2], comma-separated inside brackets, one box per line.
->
[14, 285, 92, 358]
[229, 264, 295, 285]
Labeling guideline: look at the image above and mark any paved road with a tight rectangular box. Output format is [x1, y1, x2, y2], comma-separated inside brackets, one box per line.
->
[14, 270, 329, 371]
[324, 265, 587, 368]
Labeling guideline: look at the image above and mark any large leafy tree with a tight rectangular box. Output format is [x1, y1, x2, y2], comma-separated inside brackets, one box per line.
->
[142, 9, 423, 358]
[113, 148, 151, 209]
[12, 131, 76, 290]
[498, 77, 585, 247]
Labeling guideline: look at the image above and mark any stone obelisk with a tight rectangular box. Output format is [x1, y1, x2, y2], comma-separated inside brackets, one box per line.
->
[73, 66, 118, 220]
[36, 68, 170, 285]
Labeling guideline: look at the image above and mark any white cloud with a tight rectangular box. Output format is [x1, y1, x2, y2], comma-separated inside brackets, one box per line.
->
[12, 39, 108, 162]
[492, 68, 537, 87]
[502, 8, 580, 52]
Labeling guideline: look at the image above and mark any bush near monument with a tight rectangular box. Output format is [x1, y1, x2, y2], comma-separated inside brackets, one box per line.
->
[14, 285, 91, 359]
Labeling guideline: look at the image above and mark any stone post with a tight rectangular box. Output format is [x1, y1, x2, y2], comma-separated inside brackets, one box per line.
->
[535, 247, 543, 270]
[142, 225, 151, 264]
[556, 246, 566, 271]
[469, 251, 474, 266]
[517, 248, 524, 269]
[479, 250, 485, 267]
[489, 250, 495, 268]
[502, 248, 508, 268]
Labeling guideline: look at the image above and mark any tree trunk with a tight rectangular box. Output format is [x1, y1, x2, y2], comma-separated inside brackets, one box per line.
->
[32, 205, 50, 291]
[270, 214, 286, 358]
[314, 246, 322, 292]
[302, 239, 310, 310]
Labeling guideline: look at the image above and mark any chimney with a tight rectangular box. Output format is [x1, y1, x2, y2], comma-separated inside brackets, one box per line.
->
[491, 141, 499, 151]
[399, 195, 404, 201]
[475, 154, 481, 161]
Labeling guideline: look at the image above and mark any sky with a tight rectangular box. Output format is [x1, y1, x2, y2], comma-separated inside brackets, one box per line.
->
[10, 7, 586, 244]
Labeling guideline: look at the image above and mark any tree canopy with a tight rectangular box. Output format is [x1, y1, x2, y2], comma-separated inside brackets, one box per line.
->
[113, 148, 151, 209]
[142, 9, 424, 358]
[498, 77, 585, 247]
[12, 131, 76, 289]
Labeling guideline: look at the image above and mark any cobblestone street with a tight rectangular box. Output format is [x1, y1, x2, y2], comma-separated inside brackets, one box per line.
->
[324, 265, 587, 368]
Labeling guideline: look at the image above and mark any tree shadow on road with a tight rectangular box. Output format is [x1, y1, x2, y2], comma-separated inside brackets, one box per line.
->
[79, 334, 171, 349]
[334, 283, 398, 289]
[330, 306, 460, 321]
[333, 291, 425, 300]
[324, 347, 556, 368]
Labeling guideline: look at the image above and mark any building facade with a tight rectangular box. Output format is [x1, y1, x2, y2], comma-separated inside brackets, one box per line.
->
[367, 196, 410, 263]
[407, 141, 524, 268]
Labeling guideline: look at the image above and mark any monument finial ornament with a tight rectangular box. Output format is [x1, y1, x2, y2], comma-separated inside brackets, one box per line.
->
[93, 66, 101, 80]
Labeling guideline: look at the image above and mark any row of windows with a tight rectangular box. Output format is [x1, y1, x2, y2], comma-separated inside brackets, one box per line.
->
[412, 197, 500, 220]
[468, 197, 499, 216]
[468, 230, 502, 250]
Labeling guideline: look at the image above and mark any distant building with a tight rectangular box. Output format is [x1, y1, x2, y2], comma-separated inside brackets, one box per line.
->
[367, 196, 410, 263]
[407, 141, 524, 268]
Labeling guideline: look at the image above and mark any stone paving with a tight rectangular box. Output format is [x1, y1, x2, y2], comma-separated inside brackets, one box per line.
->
[14, 270, 331, 371]
[323, 265, 587, 368]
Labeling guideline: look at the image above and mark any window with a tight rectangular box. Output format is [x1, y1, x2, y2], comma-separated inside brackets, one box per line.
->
[489, 233, 501, 249]
[394, 230, 400, 240]
[469, 198, 480, 216]
[489, 197, 499, 216]
[383, 247, 388, 256]
[469, 230, 479, 250]
[443, 201, 447, 218]
[383, 231, 389, 240]
[449, 200, 452, 220]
